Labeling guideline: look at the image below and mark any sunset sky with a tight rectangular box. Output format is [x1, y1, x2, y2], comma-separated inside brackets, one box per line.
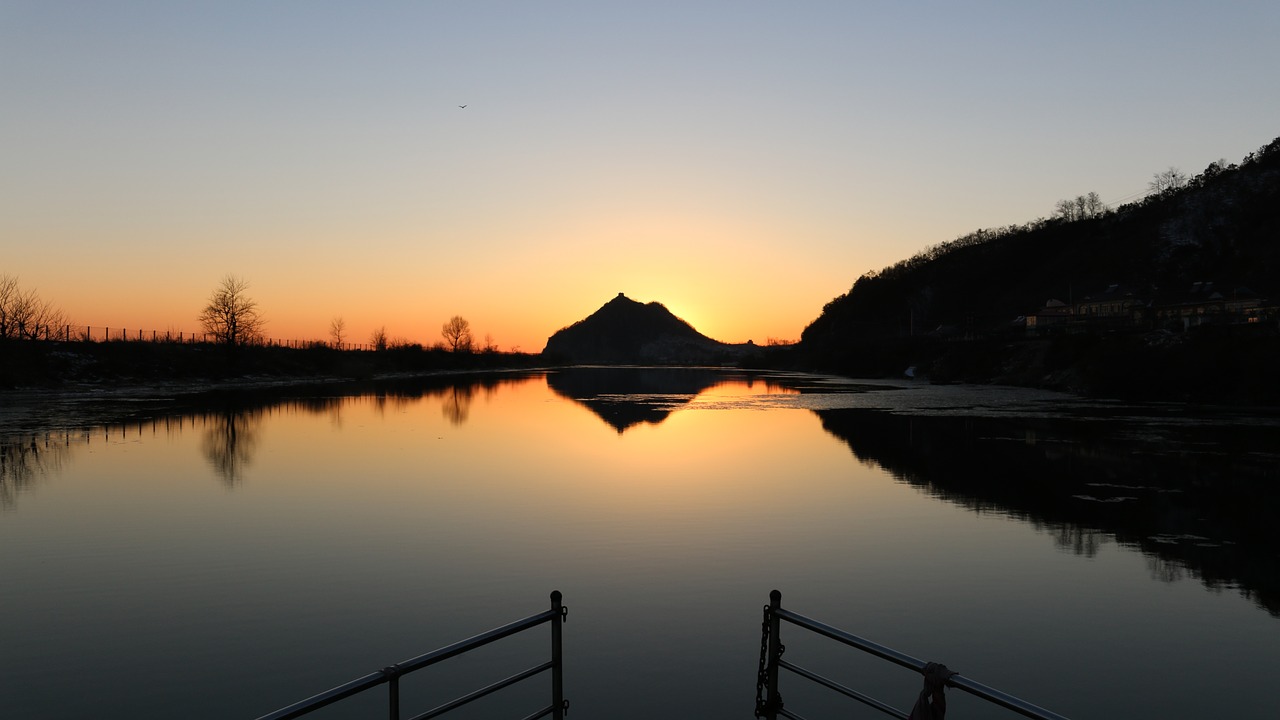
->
[4, 2, 1278, 351]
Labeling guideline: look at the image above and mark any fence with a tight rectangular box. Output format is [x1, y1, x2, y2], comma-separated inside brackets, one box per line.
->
[4, 324, 378, 351]
[755, 590, 1070, 720]
[255, 591, 567, 720]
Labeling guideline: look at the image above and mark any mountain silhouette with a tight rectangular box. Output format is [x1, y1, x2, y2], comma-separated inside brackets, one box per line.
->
[542, 293, 751, 364]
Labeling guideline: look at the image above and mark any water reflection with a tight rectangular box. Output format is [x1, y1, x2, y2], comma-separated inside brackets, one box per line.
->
[198, 410, 263, 487]
[545, 367, 795, 432]
[545, 367, 723, 432]
[3, 371, 1278, 622]
[814, 408, 1280, 616]
[185, 392, 346, 486]
[371, 373, 533, 426]
[0, 374, 541, 496]
[1, 431, 77, 509]
[442, 384, 473, 425]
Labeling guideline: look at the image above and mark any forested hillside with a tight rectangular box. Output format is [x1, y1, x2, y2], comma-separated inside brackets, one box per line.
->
[793, 136, 1280, 400]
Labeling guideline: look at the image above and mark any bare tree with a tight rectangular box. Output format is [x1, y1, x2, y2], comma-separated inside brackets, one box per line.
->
[1081, 191, 1105, 217]
[441, 315, 473, 352]
[0, 274, 17, 338]
[1054, 192, 1107, 221]
[25, 296, 68, 339]
[370, 325, 388, 352]
[329, 317, 346, 348]
[0, 274, 68, 339]
[1148, 167, 1188, 196]
[482, 333, 498, 353]
[198, 274, 264, 346]
[1053, 198, 1076, 221]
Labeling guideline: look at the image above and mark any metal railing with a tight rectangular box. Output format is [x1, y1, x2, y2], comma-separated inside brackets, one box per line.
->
[256, 591, 567, 720]
[755, 590, 1070, 720]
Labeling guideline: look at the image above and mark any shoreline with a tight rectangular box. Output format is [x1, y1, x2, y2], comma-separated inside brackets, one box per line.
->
[0, 366, 554, 435]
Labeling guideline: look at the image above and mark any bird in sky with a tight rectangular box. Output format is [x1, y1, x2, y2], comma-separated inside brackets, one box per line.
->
[458, 104, 467, 108]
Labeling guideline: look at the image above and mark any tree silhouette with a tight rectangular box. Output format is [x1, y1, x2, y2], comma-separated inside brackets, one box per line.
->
[329, 317, 346, 348]
[1148, 167, 1188, 196]
[0, 274, 68, 339]
[441, 315, 473, 352]
[198, 275, 264, 346]
[1054, 192, 1107, 221]
[370, 325, 388, 351]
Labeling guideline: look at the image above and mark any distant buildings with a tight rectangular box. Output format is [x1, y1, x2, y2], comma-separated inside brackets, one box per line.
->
[1024, 282, 1274, 335]
[1153, 282, 1267, 331]
[1024, 299, 1072, 332]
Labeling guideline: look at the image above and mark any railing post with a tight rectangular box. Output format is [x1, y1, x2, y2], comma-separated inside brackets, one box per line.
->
[551, 590, 566, 720]
[385, 665, 400, 720]
[764, 589, 783, 720]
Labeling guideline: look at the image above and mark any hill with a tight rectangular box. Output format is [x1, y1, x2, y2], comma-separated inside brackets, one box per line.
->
[791, 135, 1280, 402]
[542, 293, 752, 364]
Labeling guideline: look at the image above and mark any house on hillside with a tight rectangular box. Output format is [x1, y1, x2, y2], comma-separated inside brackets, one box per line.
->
[1074, 284, 1147, 329]
[1016, 280, 1277, 338]
[1024, 299, 1072, 335]
[1154, 282, 1268, 330]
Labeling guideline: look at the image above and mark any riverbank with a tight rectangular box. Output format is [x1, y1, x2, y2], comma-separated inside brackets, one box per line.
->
[7, 325, 1279, 420]
[771, 324, 1280, 405]
[1, 340, 545, 392]
[0, 340, 550, 433]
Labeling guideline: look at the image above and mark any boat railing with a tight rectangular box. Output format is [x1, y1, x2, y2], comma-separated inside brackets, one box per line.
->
[254, 591, 567, 720]
[755, 589, 1070, 720]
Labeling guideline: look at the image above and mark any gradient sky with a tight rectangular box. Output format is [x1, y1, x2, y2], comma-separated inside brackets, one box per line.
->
[4, 1, 1278, 351]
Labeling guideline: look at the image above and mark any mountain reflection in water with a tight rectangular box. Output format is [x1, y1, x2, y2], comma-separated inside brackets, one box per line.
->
[546, 367, 750, 432]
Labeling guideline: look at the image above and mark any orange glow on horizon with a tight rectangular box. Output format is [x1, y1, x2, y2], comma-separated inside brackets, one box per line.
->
[36, 282, 819, 352]
[23, 221, 835, 351]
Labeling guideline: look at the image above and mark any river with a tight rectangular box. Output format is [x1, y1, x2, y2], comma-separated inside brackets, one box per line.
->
[2, 368, 1277, 718]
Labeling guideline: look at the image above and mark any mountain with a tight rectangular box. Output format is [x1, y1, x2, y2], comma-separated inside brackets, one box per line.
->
[542, 293, 752, 364]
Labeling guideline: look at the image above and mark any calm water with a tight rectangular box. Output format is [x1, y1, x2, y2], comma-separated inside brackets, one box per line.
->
[2, 368, 1278, 719]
